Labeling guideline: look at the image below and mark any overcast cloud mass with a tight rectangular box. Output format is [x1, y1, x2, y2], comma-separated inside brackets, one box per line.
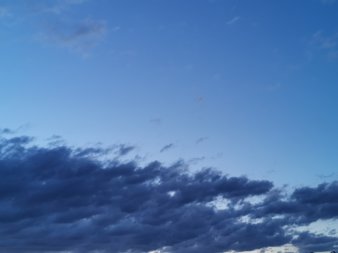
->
[0, 134, 337, 253]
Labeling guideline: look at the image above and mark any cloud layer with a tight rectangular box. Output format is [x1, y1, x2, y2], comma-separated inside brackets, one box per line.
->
[0, 134, 337, 253]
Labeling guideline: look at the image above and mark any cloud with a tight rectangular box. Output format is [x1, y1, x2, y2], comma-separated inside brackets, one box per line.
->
[28, 0, 88, 14]
[266, 83, 282, 92]
[149, 118, 163, 126]
[196, 96, 205, 104]
[196, 137, 208, 144]
[226, 16, 240, 25]
[317, 172, 335, 180]
[116, 144, 135, 156]
[312, 31, 337, 49]
[0, 6, 10, 18]
[8, 0, 106, 56]
[40, 18, 107, 55]
[292, 232, 338, 253]
[0, 134, 337, 252]
[187, 156, 205, 165]
[0, 128, 14, 134]
[310, 31, 338, 60]
[253, 182, 338, 231]
[320, 0, 336, 5]
[160, 143, 175, 153]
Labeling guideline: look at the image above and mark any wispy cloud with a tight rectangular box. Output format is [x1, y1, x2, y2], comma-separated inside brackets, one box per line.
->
[187, 156, 205, 165]
[320, 0, 336, 5]
[0, 6, 10, 18]
[266, 83, 282, 92]
[195, 96, 205, 104]
[313, 31, 337, 49]
[310, 31, 338, 60]
[196, 136, 208, 144]
[115, 144, 135, 156]
[3, 0, 106, 56]
[149, 118, 163, 126]
[226, 16, 240, 25]
[29, 0, 88, 14]
[317, 172, 335, 180]
[0, 128, 14, 134]
[39, 18, 107, 56]
[160, 143, 175, 153]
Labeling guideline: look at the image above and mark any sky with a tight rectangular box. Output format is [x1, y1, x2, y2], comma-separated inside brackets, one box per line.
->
[1, 0, 338, 252]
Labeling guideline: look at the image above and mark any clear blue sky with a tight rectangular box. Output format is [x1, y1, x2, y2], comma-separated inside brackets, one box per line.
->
[1, 0, 338, 186]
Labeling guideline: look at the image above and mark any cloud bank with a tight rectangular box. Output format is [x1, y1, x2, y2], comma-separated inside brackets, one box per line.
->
[0, 134, 337, 253]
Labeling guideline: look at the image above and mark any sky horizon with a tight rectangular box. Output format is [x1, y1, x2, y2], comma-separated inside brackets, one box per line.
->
[1, 0, 338, 252]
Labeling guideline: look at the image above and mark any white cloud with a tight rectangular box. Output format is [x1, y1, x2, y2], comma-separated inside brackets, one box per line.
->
[34, 0, 88, 14]
[321, 0, 336, 5]
[0, 6, 10, 18]
[226, 16, 240, 25]
[311, 31, 338, 60]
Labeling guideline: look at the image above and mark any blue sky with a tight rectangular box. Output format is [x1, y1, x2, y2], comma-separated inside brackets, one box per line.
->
[1, 1, 338, 252]
[2, 0, 338, 185]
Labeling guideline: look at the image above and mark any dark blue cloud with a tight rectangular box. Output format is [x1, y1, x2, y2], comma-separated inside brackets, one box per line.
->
[253, 182, 338, 227]
[292, 232, 338, 253]
[0, 134, 337, 252]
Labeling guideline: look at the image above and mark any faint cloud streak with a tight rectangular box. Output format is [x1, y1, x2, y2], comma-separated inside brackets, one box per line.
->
[196, 137, 208, 144]
[0, 6, 10, 18]
[160, 143, 175, 153]
[320, 0, 336, 5]
[39, 18, 107, 56]
[226, 16, 240, 25]
[310, 31, 338, 60]
[29, 0, 88, 14]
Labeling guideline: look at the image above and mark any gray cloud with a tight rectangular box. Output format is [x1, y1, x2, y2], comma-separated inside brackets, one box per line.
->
[34, 0, 106, 56]
[3, 0, 106, 56]
[0, 134, 337, 252]
[317, 172, 335, 180]
[149, 118, 163, 126]
[160, 143, 175, 153]
[196, 137, 208, 144]
[187, 156, 205, 165]
[116, 144, 135, 156]
[40, 18, 107, 55]
[0, 128, 14, 134]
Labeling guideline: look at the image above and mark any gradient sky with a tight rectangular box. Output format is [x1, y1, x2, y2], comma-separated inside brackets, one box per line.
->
[2, 0, 338, 186]
[0, 0, 338, 253]
[1, 1, 338, 252]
